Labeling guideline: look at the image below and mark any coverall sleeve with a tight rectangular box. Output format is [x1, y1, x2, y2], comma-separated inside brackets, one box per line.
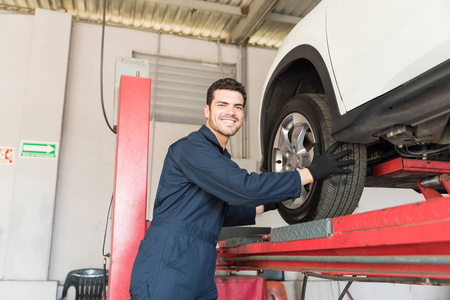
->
[179, 138, 301, 207]
[223, 204, 256, 227]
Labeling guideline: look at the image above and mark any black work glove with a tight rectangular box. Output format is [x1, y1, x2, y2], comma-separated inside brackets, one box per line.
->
[307, 142, 354, 181]
[263, 203, 277, 212]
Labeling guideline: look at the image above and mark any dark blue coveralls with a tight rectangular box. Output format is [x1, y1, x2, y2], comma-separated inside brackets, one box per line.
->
[130, 125, 301, 299]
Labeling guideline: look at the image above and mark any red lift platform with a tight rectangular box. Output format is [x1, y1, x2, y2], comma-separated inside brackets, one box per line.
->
[217, 158, 450, 287]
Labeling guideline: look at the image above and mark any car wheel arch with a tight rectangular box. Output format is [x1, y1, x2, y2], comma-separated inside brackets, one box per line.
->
[260, 44, 341, 171]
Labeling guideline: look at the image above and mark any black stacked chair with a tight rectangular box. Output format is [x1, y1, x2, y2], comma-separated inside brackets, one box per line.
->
[61, 268, 108, 300]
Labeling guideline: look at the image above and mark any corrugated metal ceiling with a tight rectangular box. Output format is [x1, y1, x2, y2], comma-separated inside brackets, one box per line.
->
[0, 0, 320, 48]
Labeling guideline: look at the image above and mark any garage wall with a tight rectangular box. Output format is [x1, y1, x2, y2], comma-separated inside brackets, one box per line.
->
[245, 47, 277, 163]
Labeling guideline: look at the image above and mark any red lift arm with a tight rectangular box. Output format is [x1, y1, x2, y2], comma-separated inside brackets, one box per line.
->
[217, 159, 450, 284]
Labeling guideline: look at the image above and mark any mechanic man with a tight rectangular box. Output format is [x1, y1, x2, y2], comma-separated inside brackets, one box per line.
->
[129, 78, 353, 299]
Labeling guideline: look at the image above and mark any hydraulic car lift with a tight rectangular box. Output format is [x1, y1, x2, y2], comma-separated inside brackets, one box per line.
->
[108, 75, 450, 299]
[217, 159, 450, 291]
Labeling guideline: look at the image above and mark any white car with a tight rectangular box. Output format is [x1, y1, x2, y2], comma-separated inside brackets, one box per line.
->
[259, 0, 450, 224]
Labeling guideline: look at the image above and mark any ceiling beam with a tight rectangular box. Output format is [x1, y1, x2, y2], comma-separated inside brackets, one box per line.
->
[267, 13, 302, 25]
[0, 3, 34, 13]
[229, 0, 279, 45]
[149, 0, 244, 16]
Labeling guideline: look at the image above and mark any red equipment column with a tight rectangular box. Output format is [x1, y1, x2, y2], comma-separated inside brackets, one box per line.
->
[109, 75, 151, 300]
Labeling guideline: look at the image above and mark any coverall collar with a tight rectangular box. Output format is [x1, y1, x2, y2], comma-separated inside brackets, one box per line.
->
[199, 125, 231, 158]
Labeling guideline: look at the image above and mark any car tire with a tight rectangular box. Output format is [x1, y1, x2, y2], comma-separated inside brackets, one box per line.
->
[268, 94, 367, 224]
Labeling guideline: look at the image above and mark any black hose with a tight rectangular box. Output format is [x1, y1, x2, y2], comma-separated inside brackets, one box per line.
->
[102, 194, 113, 257]
[101, 194, 113, 299]
[100, 0, 116, 134]
[103, 257, 108, 299]
[301, 274, 308, 300]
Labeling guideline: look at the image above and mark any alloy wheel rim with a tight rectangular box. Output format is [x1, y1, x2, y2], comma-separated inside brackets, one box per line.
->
[271, 113, 316, 209]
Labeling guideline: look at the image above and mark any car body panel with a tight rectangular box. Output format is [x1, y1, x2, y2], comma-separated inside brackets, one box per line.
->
[327, 0, 450, 111]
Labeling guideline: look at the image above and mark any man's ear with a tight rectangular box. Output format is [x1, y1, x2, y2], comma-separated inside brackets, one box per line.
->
[204, 104, 210, 119]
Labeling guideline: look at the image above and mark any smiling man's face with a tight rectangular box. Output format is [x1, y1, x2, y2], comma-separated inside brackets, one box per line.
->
[204, 89, 244, 148]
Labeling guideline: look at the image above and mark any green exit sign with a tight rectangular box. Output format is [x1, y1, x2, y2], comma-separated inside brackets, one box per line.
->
[20, 141, 58, 159]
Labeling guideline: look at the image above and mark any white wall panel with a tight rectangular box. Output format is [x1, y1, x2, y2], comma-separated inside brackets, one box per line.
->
[3, 9, 71, 282]
[0, 13, 33, 280]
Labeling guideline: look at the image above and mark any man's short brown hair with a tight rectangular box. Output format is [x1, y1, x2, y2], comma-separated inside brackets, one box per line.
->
[206, 78, 247, 107]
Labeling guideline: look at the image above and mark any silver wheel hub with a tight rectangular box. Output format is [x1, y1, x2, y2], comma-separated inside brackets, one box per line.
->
[272, 113, 316, 209]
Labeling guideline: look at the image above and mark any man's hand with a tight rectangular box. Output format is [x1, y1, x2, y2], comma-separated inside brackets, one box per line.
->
[307, 142, 354, 181]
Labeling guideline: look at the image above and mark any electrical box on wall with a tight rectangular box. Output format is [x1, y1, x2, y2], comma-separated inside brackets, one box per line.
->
[113, 57, 150, 130]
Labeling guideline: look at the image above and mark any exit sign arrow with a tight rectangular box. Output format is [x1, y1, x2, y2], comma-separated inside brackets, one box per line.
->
[23, 144, 55, 153]
[20, 141, 58, 159]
